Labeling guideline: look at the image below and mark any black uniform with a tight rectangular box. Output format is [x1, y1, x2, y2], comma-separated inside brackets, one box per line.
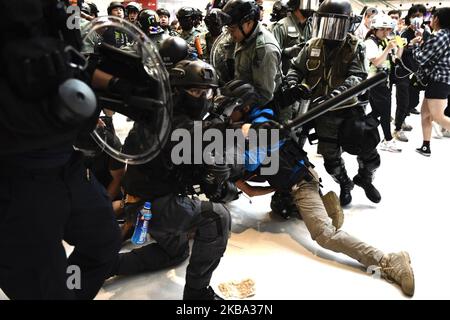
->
[111, 111, 231, 293]
[0, 1, 121, 300]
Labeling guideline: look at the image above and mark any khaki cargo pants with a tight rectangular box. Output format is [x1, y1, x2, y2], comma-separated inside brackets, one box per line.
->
[291, 167, 384, 268]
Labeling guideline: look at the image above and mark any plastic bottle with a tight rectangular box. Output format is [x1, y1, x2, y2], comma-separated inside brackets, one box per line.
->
[131, 202, 152, 245]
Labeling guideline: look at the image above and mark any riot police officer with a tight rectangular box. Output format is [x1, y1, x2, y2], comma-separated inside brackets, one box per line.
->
[104, 2, 129, 48]
[137, 9, 169, 48]
[287, 0, 382, 206]
[204, 8, 225, 63]
[158, 36, 191, 70]
[107, 1, 125, 18]
[269, 0, 289, 23]
[176, 7, 206, 58]
[0, 0, 121, 300]
[220, 0, 282, 107]
[126, 2, 142, 25]
[157, 8, 178, 36]
[271, 0, 317, 74]
[110, 60, 233, 300]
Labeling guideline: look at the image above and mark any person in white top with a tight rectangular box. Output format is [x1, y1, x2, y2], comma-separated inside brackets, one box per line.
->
[354, 7, 378, 40]
[364, 14, 404, 153]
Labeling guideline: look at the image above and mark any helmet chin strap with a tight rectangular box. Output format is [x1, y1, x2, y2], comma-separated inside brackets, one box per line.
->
[239, 19, 257, 40]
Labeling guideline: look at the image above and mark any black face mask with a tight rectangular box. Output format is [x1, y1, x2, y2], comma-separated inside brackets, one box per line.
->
[324, 39, 343, 50]
[178, 90, 212, 120]
[179, 18, 194, 31]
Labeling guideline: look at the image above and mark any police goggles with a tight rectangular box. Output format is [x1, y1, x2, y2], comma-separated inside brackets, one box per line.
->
[312, 13, 352, 41]
[185, 88, 215, 99]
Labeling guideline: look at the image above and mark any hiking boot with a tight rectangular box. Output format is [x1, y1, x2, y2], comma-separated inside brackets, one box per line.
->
[353, 174, 381, 203]
[416, 145, 431, 157]
[183, 286, 224, 300]
[393, 130, 408, 142]
[401, 122, 413, 131]
[379, 251, 415, 297]
[322, 191, 344, 229]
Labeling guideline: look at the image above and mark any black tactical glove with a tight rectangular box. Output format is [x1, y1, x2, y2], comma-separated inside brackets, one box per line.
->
[221, 80, 258, 110]
[250, 119, 282, 131]
[107, 77, 155, 99]
[312, 86, 347, 106]
[207, 181, 240, 203]
[328, 85, 347, 99]
[282, 43, 304, 59]
[289, 83, 312, 101]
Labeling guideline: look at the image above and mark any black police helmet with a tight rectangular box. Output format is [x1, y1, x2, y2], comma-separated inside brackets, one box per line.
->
[170, 60, 219, 88]
[107, 1, 125, 15]
[156, 8, 171, 18]
[317, 0, 352, 16]
[212, 0, 230, 9]
[270, 0, 289, 22]
[159, 37, 189, 68]
[88, 2, 99, 17]
[221, 0, 260, 26]
[81, 2, 92, 15]
[177, 7, 196, 19]
[138, 9, 160, 32]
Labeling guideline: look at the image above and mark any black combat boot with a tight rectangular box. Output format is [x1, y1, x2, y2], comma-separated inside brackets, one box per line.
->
[353, 171, 381, 203]
[270, 191, 301, 219]
[325, 159, 354, 206]
[183, 286, 224, 300]
[338, 176, 354, 207]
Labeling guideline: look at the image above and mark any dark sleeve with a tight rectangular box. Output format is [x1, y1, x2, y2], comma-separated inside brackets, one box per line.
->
[286, 44, 309, 82]
[342, 42, 368, 90]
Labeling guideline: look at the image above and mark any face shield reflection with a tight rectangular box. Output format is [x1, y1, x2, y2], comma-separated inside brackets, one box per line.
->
[81, 16, 172, 165]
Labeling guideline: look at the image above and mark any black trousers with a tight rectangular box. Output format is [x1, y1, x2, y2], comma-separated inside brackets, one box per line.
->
[394, 78, 410, 131]
[315, 106, 381, 180]
[113, 194, 231, 290]
[408, 81, 421, 112]
[370, 83, 393, 141]
[0, 152, 121, 300]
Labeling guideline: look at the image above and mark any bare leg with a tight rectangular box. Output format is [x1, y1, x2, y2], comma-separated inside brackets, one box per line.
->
[421, 99, 433, 141]
[428, 98, 450, 131]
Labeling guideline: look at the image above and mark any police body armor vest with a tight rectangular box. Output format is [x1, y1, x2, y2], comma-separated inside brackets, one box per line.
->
[302, 34, 360, 110]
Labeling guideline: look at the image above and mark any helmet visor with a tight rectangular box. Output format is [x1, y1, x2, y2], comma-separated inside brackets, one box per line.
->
[312, 13, 351, 41]
[299, 0, 320, 11]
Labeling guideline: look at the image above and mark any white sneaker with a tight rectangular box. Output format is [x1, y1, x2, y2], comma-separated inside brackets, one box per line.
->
[401, 122, 413, 131]
[380, 139, 402, 153]
[442, 128, 450, 138]
[432, 123, 443, 139]
[393, 130, 408, 142]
